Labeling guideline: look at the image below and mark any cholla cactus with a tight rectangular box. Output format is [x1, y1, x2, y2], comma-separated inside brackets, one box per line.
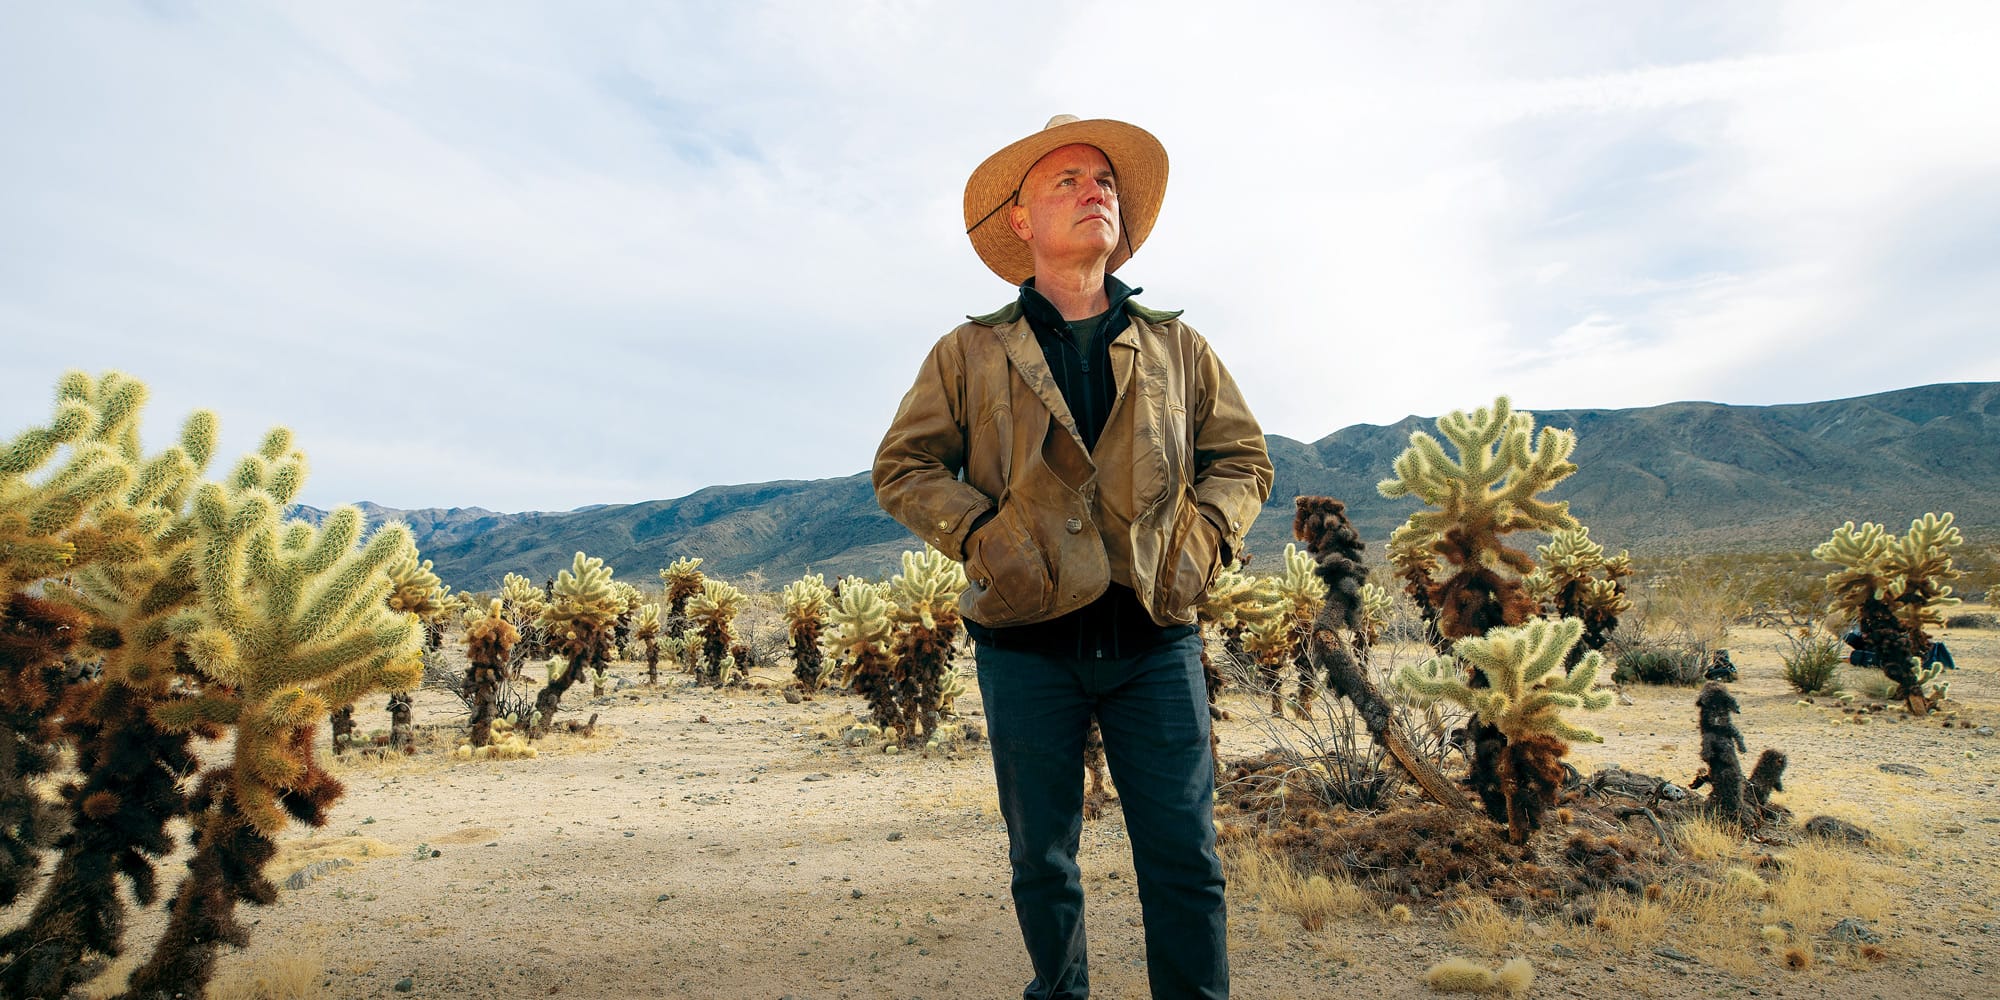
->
[1357, 582, 1394, 648]
[888, 547, 966, 742]
[782, 574, 834, 692]
[1274, 543, 1328, 717]
[530, 552, 622, 732]
[378, 552, 448, 752]
[501, 572, 550, 662]
[1, 372, 424, 998]
[1814, 513, 1963, 711]
[1394, 617, 1612, 842]
[1196, 562, 1279, 716]
[1530, 526, 1632, 661]
[1377, 396, 1578, 642]
[632, 602, 664, 685]
[464, 599, 520, 746]
[659, 557, 705, 659]
[828, 581, 901, 744]
[686, 578, 746, 685]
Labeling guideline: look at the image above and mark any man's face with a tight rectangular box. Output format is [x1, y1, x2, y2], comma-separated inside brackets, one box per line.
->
[1008, 143, 1119, 268]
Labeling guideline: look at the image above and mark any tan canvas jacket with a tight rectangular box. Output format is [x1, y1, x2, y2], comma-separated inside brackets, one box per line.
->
[873, 298, 1273, 628]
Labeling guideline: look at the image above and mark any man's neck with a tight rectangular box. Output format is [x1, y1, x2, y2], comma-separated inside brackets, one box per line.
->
[1030, 264, 1111, 321]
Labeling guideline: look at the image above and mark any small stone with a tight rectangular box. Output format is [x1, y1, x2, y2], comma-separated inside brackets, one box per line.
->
[623, 831, 636, 838]
[1803, 815, 1875, 846]
[1654, 946, 1696, 963]
[784, 689, 803, 704]
[393, 976, 414, 992]
[1879, 762, 1928, 777]
[963, 722, 985, 742]
[1977, 727, 1995, 738]
[887, 831, 904, 842]
[851, 888, 865, 899]
[1829, 917, 1882, 944]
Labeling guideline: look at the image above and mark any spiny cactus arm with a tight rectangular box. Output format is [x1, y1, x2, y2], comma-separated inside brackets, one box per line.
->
[1814, 521, 1895, 604]
[283, 521, 405, 650]
[1392, 655, 1474, 707]
[887, 547, 967, 628]
[151, 693, 245, 731]
[633, 602, 662, 639]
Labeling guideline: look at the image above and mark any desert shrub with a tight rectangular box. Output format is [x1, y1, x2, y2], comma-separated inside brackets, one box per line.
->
[1780, 630, 1843, 695]
[1945, 612, 1999, 630]
[1612, 640, 1704, 686]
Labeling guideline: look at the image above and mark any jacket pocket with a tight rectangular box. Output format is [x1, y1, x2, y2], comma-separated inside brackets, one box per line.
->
[1153, 488, 1221, 618]
[963, 501, 1054, 627]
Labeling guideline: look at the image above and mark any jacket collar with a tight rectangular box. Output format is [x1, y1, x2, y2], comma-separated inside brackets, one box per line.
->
[966, 274, 1181, 327]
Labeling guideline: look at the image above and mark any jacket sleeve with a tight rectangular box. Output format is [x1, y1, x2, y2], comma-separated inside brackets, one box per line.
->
[872, 331, 996, 562]
[1188, 333, 1274, 560]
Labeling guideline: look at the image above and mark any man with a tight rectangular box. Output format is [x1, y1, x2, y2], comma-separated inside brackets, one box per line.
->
[873, 115, 1273, 999]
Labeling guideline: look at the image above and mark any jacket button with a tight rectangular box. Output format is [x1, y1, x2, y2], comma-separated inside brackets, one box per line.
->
[1065, 517, 1083, 534]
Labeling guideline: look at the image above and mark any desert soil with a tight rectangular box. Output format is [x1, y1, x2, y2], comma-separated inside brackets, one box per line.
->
[80, 620, 2000, 1000]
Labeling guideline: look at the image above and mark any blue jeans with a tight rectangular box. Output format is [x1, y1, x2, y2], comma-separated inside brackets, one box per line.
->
[975, 633, 1228, 1000]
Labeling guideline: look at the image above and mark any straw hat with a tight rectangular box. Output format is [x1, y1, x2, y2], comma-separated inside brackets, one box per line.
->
[962, 115, 1168, 286]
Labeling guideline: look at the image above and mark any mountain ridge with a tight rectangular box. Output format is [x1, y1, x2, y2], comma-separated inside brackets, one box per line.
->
[302, 382, 2000, 592]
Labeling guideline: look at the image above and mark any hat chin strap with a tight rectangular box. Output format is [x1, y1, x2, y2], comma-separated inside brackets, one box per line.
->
[966, 192, 1018, 236]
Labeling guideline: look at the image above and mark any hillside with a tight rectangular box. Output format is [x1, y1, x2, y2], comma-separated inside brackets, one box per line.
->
[318, 382, 2000, 592]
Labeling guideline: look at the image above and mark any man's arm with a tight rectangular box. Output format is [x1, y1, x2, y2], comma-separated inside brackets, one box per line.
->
[872, 333, 995, 562]
[1188, 336, 1274, 563]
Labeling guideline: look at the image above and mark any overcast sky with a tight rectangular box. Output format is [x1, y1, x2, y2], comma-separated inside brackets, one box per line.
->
[5, 2, 1997, 513]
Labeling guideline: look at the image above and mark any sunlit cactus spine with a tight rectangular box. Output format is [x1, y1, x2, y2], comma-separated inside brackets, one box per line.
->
[1272, 544, 1328, 718]
[610, 580, 644, 661]
[782, 574, 834, 692]
[659, 557, 705, 666]
[530, 552, 622, 735]
[0, 372, 209, 995]
[1195, 561, 1271, 724]
[463, 599, 519, 747]
[828, 581, 901, 745]
[686, 578, 746, 686]
[1394, 617, 1612, 843]
[887, 547, 967, 742]
[1814, 513, 1963, 712]
[1, 372, 423, 998]
[1527, 526, 1632, 662]
[632, 602, 664, 685]
[380, 551, 448, 753]
[1378, 396, 1579, 643]
[1378, 398, 1582, 824]
[501, 572, 550, 663]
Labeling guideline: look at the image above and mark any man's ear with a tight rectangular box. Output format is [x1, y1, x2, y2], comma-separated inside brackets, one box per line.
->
[1007, 202, 1033, 241]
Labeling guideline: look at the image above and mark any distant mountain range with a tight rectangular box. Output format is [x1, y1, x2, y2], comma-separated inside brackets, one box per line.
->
[304, 382, 2000, 593]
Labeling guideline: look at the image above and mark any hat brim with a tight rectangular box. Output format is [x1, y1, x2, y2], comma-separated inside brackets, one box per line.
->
[963, 118, 1167, 286]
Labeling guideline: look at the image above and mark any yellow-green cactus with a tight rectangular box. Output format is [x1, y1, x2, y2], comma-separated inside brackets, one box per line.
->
[783, 573, 834, 691]
[659, 556, 705, 642]
[0, 372, 424, 998]
[529, 552, 622, 728]
[1814, 513, 1963, 709]
[1378, 396, 1579, 641]
[1393, 617, 1612, 843]
[828, 582, 902, 741]
[1531, 526, 1631, 656]
[686, 577, 746, 685]
[888, 547, 967, 741]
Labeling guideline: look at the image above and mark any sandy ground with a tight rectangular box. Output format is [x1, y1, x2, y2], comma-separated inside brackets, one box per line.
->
[76, 619, 2000, 1000]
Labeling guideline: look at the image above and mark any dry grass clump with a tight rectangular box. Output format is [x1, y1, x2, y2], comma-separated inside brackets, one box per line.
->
[268, 834, 401, 882]
[1422, 955, 1534, 995]
[1225, 843, 1375, 932]
[209, 948, 329, 1000]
